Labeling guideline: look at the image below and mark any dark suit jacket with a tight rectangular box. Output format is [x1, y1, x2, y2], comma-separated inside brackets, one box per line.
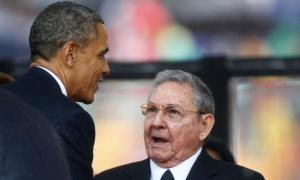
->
[2, 67, 95, 180]
[0, 89, 72, 180]
[95, 149, 264, 180]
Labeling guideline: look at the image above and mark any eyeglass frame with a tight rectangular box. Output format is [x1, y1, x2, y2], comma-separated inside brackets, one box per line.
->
[140, 102, 206, 122]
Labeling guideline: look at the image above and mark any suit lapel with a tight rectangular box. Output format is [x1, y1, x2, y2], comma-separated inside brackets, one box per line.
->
[129, 159, 151, 180]
[130, 151, 220, 180]
[186, 149, 220, 180]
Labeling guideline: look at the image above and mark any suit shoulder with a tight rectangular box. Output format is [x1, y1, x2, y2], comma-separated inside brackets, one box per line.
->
[44, 95, 93, 127]
[95, 160, 147, 180]
[217, 161, 264, 179]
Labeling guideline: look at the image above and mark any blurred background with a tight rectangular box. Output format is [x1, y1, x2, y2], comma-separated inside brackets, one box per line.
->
[2, 0, 300, 64]
[1, 0, 300, 179]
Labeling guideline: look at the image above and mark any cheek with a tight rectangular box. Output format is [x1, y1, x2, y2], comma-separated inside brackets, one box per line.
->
[168, 123, 184, 146]
[86, 63, 101, 83]
[144, 121, 152, 137]
[169, 123, 197, 148]
[90, 61, 101, 73]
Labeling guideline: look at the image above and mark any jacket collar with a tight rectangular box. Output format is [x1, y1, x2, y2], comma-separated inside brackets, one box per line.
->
[129, 149, 220, 180]
[186, 149, 220, 179]
[127, 159, 151, 180]
[26, 67, 62, 95]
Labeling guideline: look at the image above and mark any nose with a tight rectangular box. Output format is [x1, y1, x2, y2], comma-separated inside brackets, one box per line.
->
[102, 60, 110, 76]
[151, 110, 165, 128]
[103, 61, 110, 75]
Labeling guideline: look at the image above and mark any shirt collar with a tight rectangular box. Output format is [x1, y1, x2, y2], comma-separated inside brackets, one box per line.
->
[36, 66, 68, 96]
[150, 147, 202, 180]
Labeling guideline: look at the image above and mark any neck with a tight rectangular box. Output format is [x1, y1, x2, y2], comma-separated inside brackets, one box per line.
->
[153, 149, 199, 168]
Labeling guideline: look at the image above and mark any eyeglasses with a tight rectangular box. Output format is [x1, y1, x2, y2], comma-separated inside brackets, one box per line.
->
[141, 103, 204, 122]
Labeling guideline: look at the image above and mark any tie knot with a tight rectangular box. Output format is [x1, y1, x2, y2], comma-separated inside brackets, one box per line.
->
[161, 169, 175, 180]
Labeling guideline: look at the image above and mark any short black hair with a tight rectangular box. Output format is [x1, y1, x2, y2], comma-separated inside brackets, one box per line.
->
[29, 1, 104, 61]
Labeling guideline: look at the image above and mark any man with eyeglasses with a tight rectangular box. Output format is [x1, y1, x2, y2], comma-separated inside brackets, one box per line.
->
[95, 70, 264, 180]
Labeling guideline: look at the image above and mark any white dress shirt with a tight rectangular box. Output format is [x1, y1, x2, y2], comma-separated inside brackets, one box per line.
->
[36, 66, 68, 96]
[150, 148, 202, 180]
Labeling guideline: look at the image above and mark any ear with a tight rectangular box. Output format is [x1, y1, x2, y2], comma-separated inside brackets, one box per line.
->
[61, 41, 79, 67]
[198, 114, 215, 141]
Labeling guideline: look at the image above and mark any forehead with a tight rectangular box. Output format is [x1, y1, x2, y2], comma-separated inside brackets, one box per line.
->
[96, 23, 108, 41]
[88, 23, 108, 50]
[149, 81, 195, 107]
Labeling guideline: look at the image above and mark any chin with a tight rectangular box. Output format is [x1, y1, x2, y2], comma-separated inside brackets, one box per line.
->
[77, 95, 94, 104]
[83, 98, 94, 104]
[149, 150, 170, 162]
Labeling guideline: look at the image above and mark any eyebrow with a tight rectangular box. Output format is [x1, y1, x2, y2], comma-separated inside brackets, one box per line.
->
[98, 48, 109, 56]
[148, 102, 180, 107]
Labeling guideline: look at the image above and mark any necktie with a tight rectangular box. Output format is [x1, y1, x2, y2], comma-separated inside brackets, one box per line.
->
[161, 169, 175, 180]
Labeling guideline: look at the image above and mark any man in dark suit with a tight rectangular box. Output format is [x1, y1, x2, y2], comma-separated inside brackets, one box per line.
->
[95, 70, 264, 180]
[2, 2, 110, 180]
[0, 90, 71, 180]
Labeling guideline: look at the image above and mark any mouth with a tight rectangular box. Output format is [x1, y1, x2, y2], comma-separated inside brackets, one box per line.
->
[151, 135, 169, 144]
[95, 77, 103, 92]
[94, 83, 99, 92]
[98, 76, 103, 83]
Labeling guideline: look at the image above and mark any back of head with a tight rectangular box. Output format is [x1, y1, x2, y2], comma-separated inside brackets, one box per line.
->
[151, 69, 215, 115]
[204, 136, 236, 163]
[29, 1, 104, 61]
